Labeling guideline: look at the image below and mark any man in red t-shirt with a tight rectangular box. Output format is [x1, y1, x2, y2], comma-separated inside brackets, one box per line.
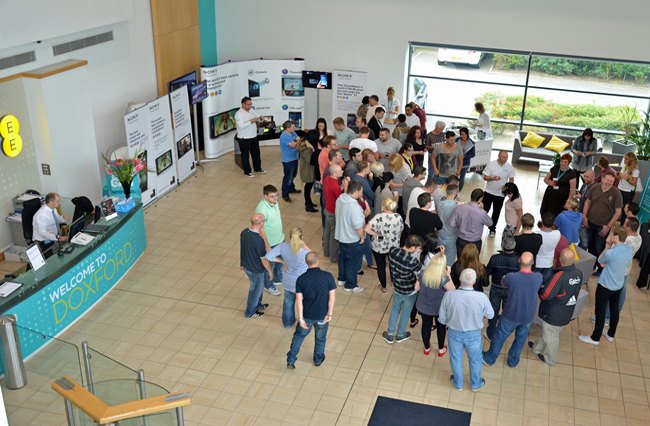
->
[318, 135, 338, 182]
[323, 165, 350, 263]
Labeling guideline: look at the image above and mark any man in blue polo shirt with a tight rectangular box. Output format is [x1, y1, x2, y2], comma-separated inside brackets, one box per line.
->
[483, 252, 543, 368]
[579, 224, 633, 345]
[279, 120, 301, 202]
[287, 252, 337, 369]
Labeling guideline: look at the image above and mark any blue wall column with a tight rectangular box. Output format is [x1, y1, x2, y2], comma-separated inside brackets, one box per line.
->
[198, 0, 218, 65]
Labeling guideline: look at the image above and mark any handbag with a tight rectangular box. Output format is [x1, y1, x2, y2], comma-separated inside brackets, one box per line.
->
[313, 180, 323, 194]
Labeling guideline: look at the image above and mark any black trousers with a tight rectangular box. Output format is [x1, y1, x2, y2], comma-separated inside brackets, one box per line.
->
[591, 284, 621, 341]
[482, 192, 504, 233]
[620, 190, 635, 224]
[237, 136, 262, 174]
[304, 182, 315, 208]
[456, 237, 482, 257]
[371, 250, 390, 288]
[420, 313, 446, 350]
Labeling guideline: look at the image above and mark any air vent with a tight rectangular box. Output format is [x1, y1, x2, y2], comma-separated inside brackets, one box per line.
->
[53, 31, 114, 56]
[0, 51, 36, 71]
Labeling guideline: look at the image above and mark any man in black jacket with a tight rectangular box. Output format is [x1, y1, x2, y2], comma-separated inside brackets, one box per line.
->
[484, 236, 520, 341]
[367, 107, 385, 140]
[528, 248, 583, 365]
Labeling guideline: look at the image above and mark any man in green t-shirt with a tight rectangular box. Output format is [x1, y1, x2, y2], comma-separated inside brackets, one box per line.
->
[255, 184, 285, 296]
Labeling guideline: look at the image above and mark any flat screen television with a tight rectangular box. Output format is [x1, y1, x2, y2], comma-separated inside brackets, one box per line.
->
[209, 108, 238, 139]
[168, 71, 197, 94]
[302, 71, 332, 90]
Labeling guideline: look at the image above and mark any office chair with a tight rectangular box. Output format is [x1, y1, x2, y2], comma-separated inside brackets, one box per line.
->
[21, 198, 42, 245]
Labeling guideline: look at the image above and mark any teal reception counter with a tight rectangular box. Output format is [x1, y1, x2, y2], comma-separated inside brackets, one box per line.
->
[0, 204, 146, 374]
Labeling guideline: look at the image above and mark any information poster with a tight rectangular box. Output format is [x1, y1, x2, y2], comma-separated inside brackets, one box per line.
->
[201, 59, 305, 159]
[170, 87, 195, 182]
[124, 107, 156, 205]
[332, 70, 367, 125]
[148, 96, 177, 197]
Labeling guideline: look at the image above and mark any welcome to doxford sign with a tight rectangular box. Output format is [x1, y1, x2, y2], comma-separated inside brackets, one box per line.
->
[0, 208, 146, 372]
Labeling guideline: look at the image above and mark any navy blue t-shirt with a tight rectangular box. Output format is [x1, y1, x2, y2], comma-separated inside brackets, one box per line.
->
[240, 228, 266, 273]
[296, 268, 336, 320]
[502, 271, 543, 324]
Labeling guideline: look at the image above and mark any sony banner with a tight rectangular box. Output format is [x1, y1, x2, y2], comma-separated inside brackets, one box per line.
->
[124, 106, 156, 205]
[332, 69, 367, 126]
[169, 87, 196, 182]
[201, 59, 305, 159]
[148, 96, 177, 197]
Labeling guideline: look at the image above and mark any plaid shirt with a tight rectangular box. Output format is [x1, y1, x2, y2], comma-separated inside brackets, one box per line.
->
[388, 247, 421, 295]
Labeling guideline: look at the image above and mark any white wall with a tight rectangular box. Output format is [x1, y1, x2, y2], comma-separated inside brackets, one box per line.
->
[0, 0, 132, 50]
[215, 0, 650, 127]
[0, 0, 157, 191]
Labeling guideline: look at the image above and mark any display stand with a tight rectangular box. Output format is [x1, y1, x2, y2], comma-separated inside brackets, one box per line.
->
[193, 103, 219, 172]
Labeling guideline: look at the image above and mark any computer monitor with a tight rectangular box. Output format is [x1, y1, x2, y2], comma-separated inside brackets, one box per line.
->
[67, 214, 93, 240]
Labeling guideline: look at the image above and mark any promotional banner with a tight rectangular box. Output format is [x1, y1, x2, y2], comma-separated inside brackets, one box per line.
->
[332, 69, 368, 126]
[639, 172, 650, 223]
[124, 107, 156, 205]
[170, 87, 196, 182]
[148, 96, 177, 197]
[201, 59, 305, 159]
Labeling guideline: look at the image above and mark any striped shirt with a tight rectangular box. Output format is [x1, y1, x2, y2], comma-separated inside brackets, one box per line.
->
[388, 247, 421, 295]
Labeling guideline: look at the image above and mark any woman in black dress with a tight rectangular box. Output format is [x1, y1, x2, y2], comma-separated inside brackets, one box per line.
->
[540, 153, 577, 218]
[405, 126, 426, 167]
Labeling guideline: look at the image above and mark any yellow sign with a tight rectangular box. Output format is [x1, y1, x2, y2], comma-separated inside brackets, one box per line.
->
[1, 114, 23, 157]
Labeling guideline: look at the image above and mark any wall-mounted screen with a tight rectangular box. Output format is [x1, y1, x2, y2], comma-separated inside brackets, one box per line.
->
[302, 71, 332, 90]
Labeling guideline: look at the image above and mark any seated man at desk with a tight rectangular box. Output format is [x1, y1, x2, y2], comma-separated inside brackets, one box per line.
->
[32, 192, 69, 252]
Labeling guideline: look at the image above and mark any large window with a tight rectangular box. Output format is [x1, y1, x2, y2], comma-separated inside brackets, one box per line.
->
[407, 44, 650, 151]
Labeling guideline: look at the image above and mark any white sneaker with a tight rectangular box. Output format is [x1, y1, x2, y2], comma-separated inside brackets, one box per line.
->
[337, 281, 345, 287]
[274, 282, 283, 286]
[578, 335, 599, 346]
[352, 287, 365, 294]
[264, 287, 281, 296]
[602, 331, 614, 343]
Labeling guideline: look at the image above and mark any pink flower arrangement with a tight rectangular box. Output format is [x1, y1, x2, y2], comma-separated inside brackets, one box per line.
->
[103, 151, 145, 183]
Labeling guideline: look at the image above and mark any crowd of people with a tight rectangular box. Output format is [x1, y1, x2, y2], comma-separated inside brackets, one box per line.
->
[235, 93, 646, 391]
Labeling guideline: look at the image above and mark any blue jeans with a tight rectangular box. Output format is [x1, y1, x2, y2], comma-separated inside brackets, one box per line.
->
[605, 277, 627, 320]
[282, 290, 296, 328]
[362, 236, 374, 267]
[486, 286, 508, 340]
[387, 291, 418, 337]
[264, 244, 283, 290]
[243, 268, 265, 317]
[338, 241, 362, 289]
[448, 328, 483, 390]
[536, 267, 554, 285]
[281, 160, 298, 198]
[578, 224, 589, 251]
[483, 316, 531, 368]
[286, 318, 329, 365]
[439, 233, 457, 267]
[459, 166, 469, 191]
[434, 176, 447, 185]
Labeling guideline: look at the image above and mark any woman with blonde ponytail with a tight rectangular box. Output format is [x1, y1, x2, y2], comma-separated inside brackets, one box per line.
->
[265, 227, 310, 327]
[416, 249, 455, 356]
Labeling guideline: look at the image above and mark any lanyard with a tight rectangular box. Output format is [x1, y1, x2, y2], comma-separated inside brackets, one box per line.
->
[556, 169, 567, 181]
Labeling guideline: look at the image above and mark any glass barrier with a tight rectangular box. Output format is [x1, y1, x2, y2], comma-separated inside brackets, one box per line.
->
[85, 345, 139, 389]
[74, 379, 177, 426]
[3, 325, 83, 424]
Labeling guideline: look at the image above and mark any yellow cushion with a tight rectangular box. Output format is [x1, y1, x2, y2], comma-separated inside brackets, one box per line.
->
[569, 243, 580, 260]
[544, 135, 570, 153]
[521, 131, 545, 148]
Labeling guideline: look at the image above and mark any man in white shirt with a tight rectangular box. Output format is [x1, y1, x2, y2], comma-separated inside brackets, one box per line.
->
[482, 150, 516, 237]
[32, 192, 68, 251]
[365, 95, 383, 122]
[349, 127, 378, 155]
[404, 104, 421, 128]
[235, 96, 266, 178]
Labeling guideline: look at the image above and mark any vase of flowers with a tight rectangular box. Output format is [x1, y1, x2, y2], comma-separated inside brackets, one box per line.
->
[103, 152, 145, 199]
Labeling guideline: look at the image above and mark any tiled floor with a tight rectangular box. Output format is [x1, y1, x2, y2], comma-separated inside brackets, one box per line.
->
[3, 148, 649, 425]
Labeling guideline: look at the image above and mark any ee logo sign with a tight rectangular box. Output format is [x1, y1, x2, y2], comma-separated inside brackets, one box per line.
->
[1, 114, 22, 158]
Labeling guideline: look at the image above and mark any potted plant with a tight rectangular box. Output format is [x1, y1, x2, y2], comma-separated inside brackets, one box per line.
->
[625, 109, 650, 192]
[614, 106, 641, 155]
[103, 151, 145, 199]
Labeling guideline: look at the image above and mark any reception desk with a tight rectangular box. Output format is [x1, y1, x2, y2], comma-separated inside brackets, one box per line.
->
[0, 205, 146, 374]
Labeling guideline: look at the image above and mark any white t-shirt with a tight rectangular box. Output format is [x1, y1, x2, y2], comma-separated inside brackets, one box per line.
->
[537, 229, 561, 268]
[405, 114, 420, 128]
[405, 187, 426, 227]
[349, 138, 378, 153]
[625, 234, 642, 275]
[483, 160, 516, 196]
[477, 112, 492, 137]
[235, 108, 259, 139]
[618, 168, 639, 192]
